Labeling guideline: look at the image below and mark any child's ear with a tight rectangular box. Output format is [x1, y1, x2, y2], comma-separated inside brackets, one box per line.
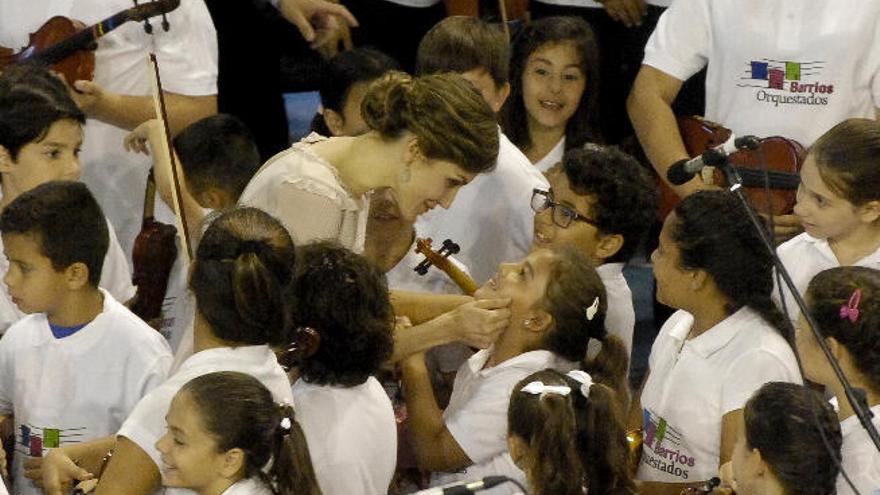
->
[490, 82, 511, 113]
[689, 268, 709, 292]
[322, 109, 346, 137]
[593, 233, 624, 262]
[0, 145, 14, 173]
[857, 200, 880, 224]
[197, 187, 233, 210]
[524, 308, 553, 334]
[64, 262, 91, 290]
[219, 447, 245, 479]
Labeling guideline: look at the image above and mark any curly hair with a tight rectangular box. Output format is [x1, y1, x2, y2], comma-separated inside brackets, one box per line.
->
[501, 16, 602, 151]
[361, 71, 499, 174]
[286, 242, 394, 387]
[809, 118, 880, 206]
[509, 369, 633, 495]
[190, 207, 296, 347]
[672, 191, 790, 337]
[806, 266, 880, 392]
[744, 382, 841, 495]
[0, 62, 85, 160]
[559, 143, 657, 262]
[182, 372, 322, 495]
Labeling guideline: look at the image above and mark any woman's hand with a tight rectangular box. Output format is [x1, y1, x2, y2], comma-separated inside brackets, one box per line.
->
[447, 298, 511, 349]
[41, 449, 93, 495]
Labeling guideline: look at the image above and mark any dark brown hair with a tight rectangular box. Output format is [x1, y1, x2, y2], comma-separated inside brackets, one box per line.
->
[181, 372, 322, 495]
[361, 71, 499, 174]
[810, 118, 880, 206]
[190, 207, 295, 346]
[744, 382, 841, 495]
[416, 16, 510, 87]
[508, 369, 633, 495]
[806, 266, 880, 392]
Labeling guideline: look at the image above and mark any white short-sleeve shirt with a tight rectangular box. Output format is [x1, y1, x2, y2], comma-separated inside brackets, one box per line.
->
[432, 349, 575, 495]
[117, 345, 293, 495]
[220, 477, 274, 495]
[837, 405, 880, 495]
[637, 308, 801, 483]
[774, 233, 880, 321]
[532, 137, 565, 174]
[644, 0, 880, 147]
[239, 136, 369, 253]
[597, 262, 635, 357]
[416, 130, 549, 285]
[291, 377, 397, 495]
[0, 290, 172, 495]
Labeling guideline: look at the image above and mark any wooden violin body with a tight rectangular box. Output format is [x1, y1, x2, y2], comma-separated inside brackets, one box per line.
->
[658, 116, 804, 219]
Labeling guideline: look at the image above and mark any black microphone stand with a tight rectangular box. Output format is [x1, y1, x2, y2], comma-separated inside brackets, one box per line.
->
[705, 150, 880, 453]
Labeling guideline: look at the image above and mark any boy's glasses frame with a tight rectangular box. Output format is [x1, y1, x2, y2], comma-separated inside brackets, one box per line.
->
[530, 189, 596, 229]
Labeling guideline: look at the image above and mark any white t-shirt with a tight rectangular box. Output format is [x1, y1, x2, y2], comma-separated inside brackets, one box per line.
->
[597, 262, 635, 357]
[774, 232, 880, 321]
[0, 217, 135, 335]
[417, 130, 549, 285]
[239, 135, 370, 254]
[533, 0, 670, 9]
[291, 377, 397, 495]
[432, 348, 575, 495]
[532, 137, 565, 173]
[117, 345, 293, 495]
[838, 405, 880, 495]
[644, 0, 880, 147]
[0, 289, 172, 495]
[0, 0, 218, 261]
[220, 478, 273, 495]
[637, 308, 801, 483]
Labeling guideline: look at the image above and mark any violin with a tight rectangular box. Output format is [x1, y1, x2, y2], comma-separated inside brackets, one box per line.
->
[657, 116, 804, 219]
[0, 0, 180, 86]
[414, 238, 479, 296]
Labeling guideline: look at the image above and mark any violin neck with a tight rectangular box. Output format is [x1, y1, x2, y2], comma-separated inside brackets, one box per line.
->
[30, 11, 130, 65]
[143, 170, 157, 224]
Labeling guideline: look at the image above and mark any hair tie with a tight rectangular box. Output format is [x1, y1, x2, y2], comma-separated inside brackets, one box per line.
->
[520, 381, 571, 397]
[840, 288, 862, 323]
[566, 370, 593, 398]
[237, 240, 266, 258]
[584, 297, 600, 321]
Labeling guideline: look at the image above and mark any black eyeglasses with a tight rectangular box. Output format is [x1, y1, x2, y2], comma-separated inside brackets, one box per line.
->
[530, 189, 595, 229]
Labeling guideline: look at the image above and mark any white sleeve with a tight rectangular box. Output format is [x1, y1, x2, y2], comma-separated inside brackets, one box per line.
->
[643, 0, 712, 81]
[0, 329, 15, 416]
[101, 220, 136, 304]
[444, 373, 520, 464]
[721, 348, 802, 414]
[869, 10, 880, 109]
[152, 0, 218, 95]
[117, 384, 178, 471]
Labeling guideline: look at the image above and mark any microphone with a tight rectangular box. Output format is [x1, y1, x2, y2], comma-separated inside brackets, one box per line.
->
[666, 134, 759, 186]
[408, 476, 509, 494]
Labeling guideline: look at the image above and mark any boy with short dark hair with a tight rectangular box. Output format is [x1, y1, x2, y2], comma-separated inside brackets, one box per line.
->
[0, 181, 172, 495]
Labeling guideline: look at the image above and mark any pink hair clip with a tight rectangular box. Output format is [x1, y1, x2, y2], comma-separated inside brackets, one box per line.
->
[840, 288, 862, 323]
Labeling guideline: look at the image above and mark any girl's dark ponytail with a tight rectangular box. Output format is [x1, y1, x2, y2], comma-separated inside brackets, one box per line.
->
[269, 404, 323, 495]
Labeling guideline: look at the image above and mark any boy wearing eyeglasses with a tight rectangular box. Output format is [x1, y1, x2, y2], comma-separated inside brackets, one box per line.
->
[531, 143, 656, 360]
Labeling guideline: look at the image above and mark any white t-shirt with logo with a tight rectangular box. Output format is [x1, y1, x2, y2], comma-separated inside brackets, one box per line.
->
[644, 0, 880, 147]
[417, 130, 549, 285]
[0, 290, 172, 495]
[637, 308, 801, 483]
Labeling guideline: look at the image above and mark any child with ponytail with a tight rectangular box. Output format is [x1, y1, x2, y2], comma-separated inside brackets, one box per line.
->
[796, 266, 880, 495]
[508, 368, 635, 495]
[157, 371, 320, 495]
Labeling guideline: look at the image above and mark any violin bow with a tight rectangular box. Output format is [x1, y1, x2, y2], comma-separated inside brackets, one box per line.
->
[147, 53, 192, 261]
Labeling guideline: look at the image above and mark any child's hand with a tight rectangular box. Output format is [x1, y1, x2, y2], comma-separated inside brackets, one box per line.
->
[40, 449, 93, 495]
[449, 298, 511, 349]
[603, 0, 647, 28]
[123, 119, 163, 155]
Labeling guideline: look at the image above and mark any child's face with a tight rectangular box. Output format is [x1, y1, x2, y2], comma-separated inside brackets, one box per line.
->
[730, 415, 762, 495]
[650, 213, 694, 309]
[793, 156, 864, 241]
[531, 168, 606, 263]
[393, 150, 476, 221]
[476, 249, 557, 317]
[0, 119, 82, 197]
[521, 41, 585, 134]
[156, 392, 233, 493]
[2, 232, 69, 315]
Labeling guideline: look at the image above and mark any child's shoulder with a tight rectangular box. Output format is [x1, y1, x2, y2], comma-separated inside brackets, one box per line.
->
[98, 291, 172, 353]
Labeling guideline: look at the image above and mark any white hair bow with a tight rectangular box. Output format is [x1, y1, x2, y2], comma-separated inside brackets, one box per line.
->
[566, 370, 593, 398]
[585, 297, 600, 321]
[520, 381, 571, 397]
